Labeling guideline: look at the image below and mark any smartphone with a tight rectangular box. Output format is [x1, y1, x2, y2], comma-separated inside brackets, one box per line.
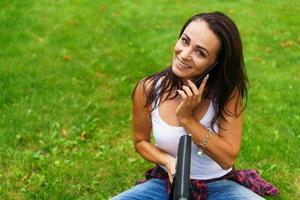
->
[194, 61, 218, 87]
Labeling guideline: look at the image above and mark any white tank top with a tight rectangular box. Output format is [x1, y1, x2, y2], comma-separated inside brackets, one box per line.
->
[151, 80, 232, 180]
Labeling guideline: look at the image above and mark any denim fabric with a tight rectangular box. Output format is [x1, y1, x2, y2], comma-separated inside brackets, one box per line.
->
[111, 178, 265, 200]
[206, 179, 265, 200]
[111, 179, 168, 200]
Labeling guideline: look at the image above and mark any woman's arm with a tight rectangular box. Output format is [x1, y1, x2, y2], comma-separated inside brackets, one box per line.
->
[180, 90, 243, 169]
[176, 78, 243, 169]
[132, 80, 176, 175]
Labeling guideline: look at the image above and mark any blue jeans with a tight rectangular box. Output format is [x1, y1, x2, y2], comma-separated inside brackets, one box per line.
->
[111, 178, 265, 200]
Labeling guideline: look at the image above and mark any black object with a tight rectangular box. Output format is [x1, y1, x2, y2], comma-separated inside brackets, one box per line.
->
[194, 61, 218, 87]
[169, 135, 192, 200]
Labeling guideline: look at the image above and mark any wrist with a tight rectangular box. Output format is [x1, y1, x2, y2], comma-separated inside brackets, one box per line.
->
[178, 115, 196, 126]
[162, 154, 174, 167]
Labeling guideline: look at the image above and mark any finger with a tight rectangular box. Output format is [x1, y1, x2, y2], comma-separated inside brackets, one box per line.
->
[173, 157, 177, 175]
[198, 74, 209, 98]
[187, 80, 199, 96]
[177, 90, 187, 103]
[187, 80, 200, 103]
[182, 85, 193, 102]
[198, 74, 209, 90]
[168, 171, 173, 184]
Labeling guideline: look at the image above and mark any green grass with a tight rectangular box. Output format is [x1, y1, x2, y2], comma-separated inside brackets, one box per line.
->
[0, 0, 299, 199]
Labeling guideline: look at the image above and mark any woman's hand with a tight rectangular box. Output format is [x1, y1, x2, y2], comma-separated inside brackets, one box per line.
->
[163, 155, 177, 183]
[176, 75, 209, 124]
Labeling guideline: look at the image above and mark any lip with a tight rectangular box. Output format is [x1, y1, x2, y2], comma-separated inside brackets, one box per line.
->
[176, 57, 192, 70]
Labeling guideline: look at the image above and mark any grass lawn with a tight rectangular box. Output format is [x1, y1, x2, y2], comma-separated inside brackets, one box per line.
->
[0, 0, 299, 199]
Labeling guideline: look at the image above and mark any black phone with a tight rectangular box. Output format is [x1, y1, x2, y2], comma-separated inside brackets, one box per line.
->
[194, 61, 218, 87]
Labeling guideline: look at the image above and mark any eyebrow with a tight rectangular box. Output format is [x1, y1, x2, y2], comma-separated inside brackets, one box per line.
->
[183, 33, 210, 56]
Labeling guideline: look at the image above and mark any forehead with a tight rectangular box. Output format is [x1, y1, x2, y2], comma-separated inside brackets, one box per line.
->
[183, 20, 220, 54]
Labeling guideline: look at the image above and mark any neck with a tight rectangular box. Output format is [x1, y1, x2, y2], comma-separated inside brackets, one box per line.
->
[181, 77, 195, 86]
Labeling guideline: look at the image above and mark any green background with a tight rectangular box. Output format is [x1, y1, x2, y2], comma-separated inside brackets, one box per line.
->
[0, 0, 299, 199]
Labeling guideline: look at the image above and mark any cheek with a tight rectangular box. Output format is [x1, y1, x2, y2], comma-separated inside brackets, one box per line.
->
[173, 41, 182, 55]
[193, 59, 209, 71]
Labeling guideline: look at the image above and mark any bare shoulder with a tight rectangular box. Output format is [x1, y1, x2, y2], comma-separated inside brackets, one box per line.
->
[132, 77, 155, 115]
[133, 77, 154, 98]
[224, 87, 244, 117]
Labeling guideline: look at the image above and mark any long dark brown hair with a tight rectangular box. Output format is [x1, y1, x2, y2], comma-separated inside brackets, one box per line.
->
[133, 11, 248, 129]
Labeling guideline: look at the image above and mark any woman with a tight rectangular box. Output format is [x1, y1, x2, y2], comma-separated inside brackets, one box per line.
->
[112, 12, 278, 200]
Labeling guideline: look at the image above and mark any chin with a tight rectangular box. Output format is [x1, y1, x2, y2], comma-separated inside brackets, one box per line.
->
[171, 63, 183, 77]
[171, 63, 191, 79]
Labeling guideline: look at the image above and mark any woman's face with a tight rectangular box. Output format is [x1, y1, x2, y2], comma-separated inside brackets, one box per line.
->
[172, 20, 220, 81]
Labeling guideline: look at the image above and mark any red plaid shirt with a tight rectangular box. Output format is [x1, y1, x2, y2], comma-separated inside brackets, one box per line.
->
[137, 165, 279, 200]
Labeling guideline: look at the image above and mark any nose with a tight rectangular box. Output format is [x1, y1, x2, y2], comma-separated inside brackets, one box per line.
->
[180, 47, 192, 60]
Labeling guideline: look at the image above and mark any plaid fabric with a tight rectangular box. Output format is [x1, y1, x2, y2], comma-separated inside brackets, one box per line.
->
[137, 165, 279, 200]
[136, 166, 172, 194]
[228, 169, 279, 196]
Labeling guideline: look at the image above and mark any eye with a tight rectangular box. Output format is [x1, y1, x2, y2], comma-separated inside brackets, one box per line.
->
[181, 37, 189, 45]
[196, 49, 205, 58]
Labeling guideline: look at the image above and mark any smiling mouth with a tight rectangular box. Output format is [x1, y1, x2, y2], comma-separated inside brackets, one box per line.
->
[177, 57, 192, 69]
